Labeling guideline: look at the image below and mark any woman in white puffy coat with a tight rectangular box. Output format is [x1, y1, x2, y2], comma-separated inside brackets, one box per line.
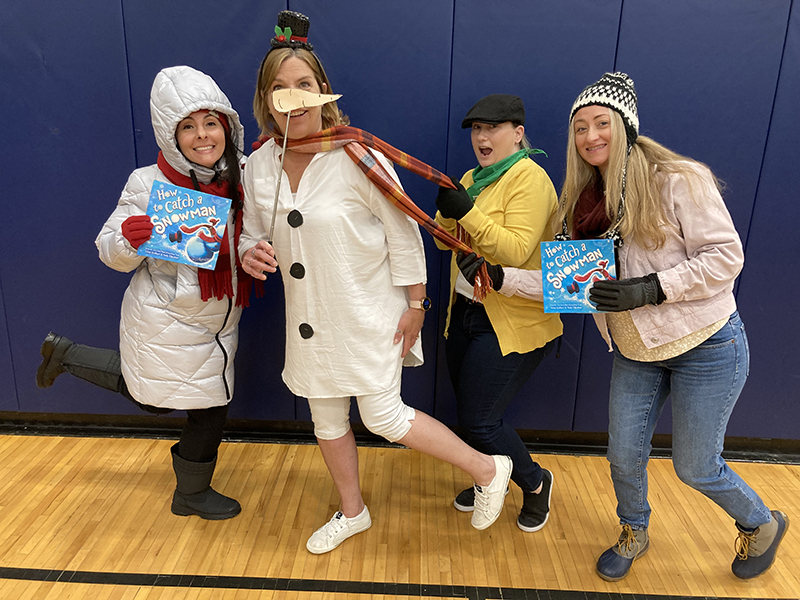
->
[36, 66, 275, 520]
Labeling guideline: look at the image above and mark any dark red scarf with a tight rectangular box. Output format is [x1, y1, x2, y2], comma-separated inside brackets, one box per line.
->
[573, 178, 611, 240]
[157, 152, 261, 308]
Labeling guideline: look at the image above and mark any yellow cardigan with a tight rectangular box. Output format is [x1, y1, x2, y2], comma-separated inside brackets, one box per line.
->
[435, 159, 563, 355]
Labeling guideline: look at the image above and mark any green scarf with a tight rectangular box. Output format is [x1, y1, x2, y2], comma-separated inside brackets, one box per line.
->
[465, 148, 546, 200]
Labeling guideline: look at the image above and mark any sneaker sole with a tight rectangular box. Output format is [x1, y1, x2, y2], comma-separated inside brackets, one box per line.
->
[454, 488, 509, 513]
[517, 511, 548, 533]
[306, 517, 372, 555]
[596, 541, 650, 582]
[471, 456, 513, 531]
[517, 470, 554, 533]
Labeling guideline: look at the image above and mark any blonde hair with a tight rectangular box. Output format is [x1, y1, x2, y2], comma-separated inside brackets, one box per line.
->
[253, 47, 348, 138]
[558, 110, 720, 248]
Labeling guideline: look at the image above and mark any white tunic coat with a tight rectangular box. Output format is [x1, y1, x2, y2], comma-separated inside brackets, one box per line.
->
[240, 140, 426, 398]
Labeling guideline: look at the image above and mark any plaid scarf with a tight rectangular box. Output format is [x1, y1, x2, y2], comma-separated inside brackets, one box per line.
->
[281, 126, 492, 299]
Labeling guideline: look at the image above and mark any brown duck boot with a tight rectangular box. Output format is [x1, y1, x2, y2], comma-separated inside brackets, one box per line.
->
[732, 510, 789, 579]
[596, 524, 649, 581]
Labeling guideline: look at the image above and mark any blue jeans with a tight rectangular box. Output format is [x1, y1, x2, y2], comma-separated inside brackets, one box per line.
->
[446, 296, 554, 492]
[608, 311, 771, 530]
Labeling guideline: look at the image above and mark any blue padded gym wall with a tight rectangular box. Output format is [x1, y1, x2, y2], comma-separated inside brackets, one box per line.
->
[0, 284, 15, 412]
[2, 0, 137, 415]
[1, 0, 798, 441]
[734, 1, 800, 439]
[573, 0, 794, 435]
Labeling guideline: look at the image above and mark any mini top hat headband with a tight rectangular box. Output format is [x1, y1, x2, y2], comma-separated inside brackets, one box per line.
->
[260, 10, 320, 94]
[270, 10, 314, 51]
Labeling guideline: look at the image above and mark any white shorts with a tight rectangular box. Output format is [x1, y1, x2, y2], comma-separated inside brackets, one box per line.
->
[308, 382, 416, 443]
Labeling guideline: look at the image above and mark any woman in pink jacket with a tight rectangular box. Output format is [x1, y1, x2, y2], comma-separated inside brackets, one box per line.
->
[459, 72, 788, 582]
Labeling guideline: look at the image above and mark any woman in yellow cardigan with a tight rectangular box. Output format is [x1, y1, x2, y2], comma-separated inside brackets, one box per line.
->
[435, 94, 562, 532]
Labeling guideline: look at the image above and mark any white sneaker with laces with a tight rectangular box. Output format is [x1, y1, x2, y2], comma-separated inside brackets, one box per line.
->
[306, 506, 372, 554]
[471, 455, 512, 530]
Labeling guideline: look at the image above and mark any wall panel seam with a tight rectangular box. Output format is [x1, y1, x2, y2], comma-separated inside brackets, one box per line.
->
[119, 0, 139, 168]
[740, 0, 794, 259]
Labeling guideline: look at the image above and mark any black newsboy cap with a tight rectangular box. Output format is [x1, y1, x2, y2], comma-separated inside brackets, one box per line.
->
[461, 94, 525, 128]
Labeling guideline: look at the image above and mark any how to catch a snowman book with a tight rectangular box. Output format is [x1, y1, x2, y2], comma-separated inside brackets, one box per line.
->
[138, 181, 232, 270]
[541, 239, 617, 313]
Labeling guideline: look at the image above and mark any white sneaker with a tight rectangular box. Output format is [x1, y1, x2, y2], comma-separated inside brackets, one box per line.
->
[306, 506, 372, 554]
[471, 455, 512, 530]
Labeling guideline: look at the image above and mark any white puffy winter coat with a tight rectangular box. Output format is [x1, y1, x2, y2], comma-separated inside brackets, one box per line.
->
[95, 66, 245, 410]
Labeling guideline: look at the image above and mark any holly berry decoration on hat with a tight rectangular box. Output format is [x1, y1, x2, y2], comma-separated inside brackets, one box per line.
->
[268, 11, 313, 51]
[274, 26, 292, 43]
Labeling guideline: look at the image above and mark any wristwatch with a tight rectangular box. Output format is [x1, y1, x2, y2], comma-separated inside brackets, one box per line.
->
[409, 297, 432, 311]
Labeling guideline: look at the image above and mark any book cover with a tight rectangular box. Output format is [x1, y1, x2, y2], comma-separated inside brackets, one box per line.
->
[541, 239, 617, 313]
[138, 181, 232, 270]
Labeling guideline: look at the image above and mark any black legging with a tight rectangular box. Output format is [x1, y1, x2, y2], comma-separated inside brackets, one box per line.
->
[60, 344, 229, 461]
[121, 374, 229, 463]
[178, 404, 229, 463]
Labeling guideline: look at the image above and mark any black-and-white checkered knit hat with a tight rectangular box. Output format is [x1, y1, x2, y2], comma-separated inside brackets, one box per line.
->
[570, 72, 638, 147]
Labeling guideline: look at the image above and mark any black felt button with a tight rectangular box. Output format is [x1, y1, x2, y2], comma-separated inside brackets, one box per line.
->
[290, 262, 306, 279]
[299, 323, 314, 339]
[287, 209, 304, 228]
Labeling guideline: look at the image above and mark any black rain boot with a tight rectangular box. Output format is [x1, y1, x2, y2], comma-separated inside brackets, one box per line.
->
[35, 331, 171, 414]
[170, 443, 241, 520]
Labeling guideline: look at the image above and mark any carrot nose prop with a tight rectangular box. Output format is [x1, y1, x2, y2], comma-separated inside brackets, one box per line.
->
[272, 88, 342, 113]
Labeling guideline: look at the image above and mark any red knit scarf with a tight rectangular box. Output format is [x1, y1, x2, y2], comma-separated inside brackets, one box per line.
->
[279, 126, 492, 299]
[157, 152, 261, 308]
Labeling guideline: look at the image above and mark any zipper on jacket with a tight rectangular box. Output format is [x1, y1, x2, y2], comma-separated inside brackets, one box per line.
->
[216, 297, 233, 400]
[189, 168, 232, 401]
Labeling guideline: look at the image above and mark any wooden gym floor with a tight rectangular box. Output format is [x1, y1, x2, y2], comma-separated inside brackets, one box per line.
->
[0, 434, 797, 600]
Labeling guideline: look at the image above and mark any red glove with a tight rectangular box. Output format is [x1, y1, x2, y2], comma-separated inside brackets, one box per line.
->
[121, 215, 153, 249]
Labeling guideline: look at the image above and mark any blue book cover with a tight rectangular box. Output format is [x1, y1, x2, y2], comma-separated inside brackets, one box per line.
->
[138, 181, 232, 270]
[541, 239, 617, 313]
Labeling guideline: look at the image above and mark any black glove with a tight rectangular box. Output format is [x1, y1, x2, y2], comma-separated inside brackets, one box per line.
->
[589, 273, 666, 312]
[436, 178, 474, 220]
[456, 251, 504, 291]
